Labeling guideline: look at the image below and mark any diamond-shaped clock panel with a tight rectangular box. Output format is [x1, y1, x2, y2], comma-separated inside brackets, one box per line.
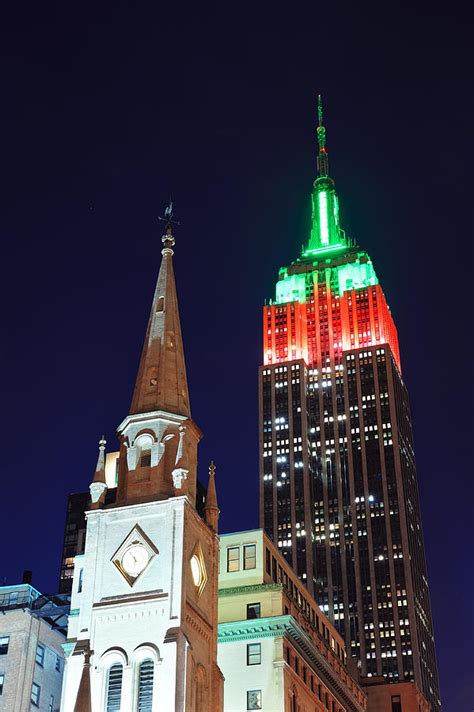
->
[111, 524, 158, 587]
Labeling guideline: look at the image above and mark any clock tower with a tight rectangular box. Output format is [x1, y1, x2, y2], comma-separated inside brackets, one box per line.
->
[60, 222, 223, 712]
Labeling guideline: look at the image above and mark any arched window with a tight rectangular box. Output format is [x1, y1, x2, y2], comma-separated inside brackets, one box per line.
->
[137, 658, 154, 711]
[106, 663, 123, 712]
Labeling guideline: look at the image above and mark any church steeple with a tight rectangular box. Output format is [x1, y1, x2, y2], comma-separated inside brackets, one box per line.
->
[115, 210, 201, 506]
[130, 217, 190, 418]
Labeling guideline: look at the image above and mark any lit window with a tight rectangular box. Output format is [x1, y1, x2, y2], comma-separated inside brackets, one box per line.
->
[247, 643, 261, 665]
[244, 544, 257, 570]
[226, 547, 240, 573]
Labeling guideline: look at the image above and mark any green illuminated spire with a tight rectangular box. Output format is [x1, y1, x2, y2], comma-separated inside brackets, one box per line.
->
[304, 96, 349, 257]
[317, 94, 329, 177]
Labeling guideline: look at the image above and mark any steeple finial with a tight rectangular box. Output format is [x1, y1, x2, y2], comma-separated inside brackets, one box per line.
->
[316, 94, 329, 177]
[204, 460, 219, 533]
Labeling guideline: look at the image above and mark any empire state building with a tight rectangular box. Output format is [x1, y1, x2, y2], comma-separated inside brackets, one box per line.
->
[258, 99, 441, 712]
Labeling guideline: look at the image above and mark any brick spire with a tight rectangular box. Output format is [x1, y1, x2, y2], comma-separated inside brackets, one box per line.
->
[130, 224, 191, 418]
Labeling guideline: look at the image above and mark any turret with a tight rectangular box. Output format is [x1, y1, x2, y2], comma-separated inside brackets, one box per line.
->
[204, 461, 219, 533]
[89, 437, 107, 509]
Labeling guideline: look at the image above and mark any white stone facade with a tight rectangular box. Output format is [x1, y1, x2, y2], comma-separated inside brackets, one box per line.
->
[61, 495, 221, 711]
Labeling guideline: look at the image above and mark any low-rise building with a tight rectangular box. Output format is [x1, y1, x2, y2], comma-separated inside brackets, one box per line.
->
[218, 530, 368, 712]
[0, 584, 67, 712]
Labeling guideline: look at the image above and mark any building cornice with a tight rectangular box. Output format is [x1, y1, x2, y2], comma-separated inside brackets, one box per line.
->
[218, 583, 282, 597]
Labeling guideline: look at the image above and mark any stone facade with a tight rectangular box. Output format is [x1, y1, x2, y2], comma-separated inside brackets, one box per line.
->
[218, 531, 367, 712]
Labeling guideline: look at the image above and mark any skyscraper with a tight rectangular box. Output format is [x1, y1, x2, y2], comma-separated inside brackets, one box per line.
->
[258, 99, 441, 711]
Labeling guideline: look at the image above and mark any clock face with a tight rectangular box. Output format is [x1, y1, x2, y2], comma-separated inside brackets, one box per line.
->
[121, 544, 149, 577]
[190, 554, 202, 587]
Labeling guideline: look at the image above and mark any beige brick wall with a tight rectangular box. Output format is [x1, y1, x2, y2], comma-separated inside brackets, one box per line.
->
[0, 609, 64, 712]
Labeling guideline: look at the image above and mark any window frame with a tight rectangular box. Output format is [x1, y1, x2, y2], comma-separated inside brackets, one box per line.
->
[247, 689, 262, 710]
[31, 682, 41, 707]
[246, 642, 261, 666]
[246, 602, 261, 620]
[243, 544, 257, 570]
[35, 644, 45, 667]
[226, 546, 240, 572]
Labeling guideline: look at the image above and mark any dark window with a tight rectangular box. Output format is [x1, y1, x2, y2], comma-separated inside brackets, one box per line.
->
[227, 547, 240, 572]
[35, 644, 45, 667]
[48, 695, 54, 712]
[0, 673, 4, 695]
[78, 569, 84, 593]
[391, 695, 402, 712]
[244, 544, 257, 570]
[265, 548, 271, 575]
[247, 602, 261, 620]
[271, 556, 277, 582]
[106, 664, 123, 712]
[0, 637, 9, 655]
[140, 450, 151, 467]
[55, 655, 61, 672]
[247, 689, 262, 710]
[138, 659, 154, 711]
[247, 643, 261, 665]
[31, 683, 41, 707]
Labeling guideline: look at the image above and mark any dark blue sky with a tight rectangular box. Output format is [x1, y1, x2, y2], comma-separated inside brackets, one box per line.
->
[0, 1, 472, 709]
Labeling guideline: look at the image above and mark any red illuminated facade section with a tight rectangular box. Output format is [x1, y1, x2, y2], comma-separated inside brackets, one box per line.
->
[263, 281, 400, 372]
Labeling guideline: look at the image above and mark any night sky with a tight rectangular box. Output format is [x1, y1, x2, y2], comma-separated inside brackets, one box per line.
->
[0, 2, 472, 709]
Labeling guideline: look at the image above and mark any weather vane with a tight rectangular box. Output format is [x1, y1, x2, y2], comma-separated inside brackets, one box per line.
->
[158, 197, 180, 229]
